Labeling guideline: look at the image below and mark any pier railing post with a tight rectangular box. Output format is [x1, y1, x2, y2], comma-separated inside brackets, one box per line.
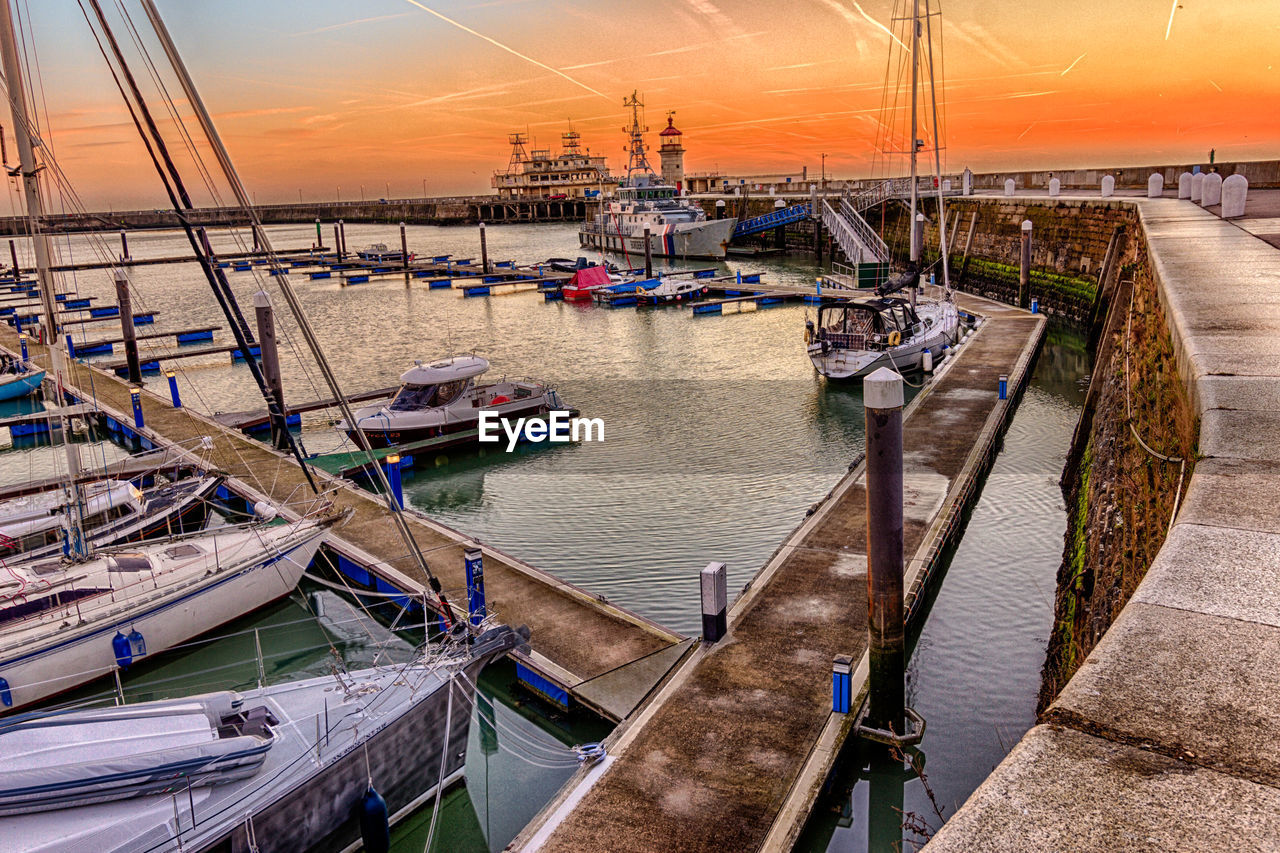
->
[114, 268, 142, 385]
[465, 545, 486, 627]
[253, 289, 288, 449]
[165, 370, 182, 408]
[700, 561, 727, 642]
[864, 367, 904, 736]
[479, 222, 490, 274]
[1019, 219, 1032, 309]
[643, 226, 652, 278]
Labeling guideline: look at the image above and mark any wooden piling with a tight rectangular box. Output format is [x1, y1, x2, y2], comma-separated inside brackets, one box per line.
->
[113, 269, 142, 385]
[479, 222, 489, 274]
[7, 239, 16, 276]
[253, 289, 288, 450]
[1019, 219, 1032, 309]
[119, 229, 129, 261]
[399, 221, 409, 269]
[643, 226, 652, 277]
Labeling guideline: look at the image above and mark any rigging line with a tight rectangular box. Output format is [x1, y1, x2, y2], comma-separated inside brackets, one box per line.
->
[421, 675, 453, 853]
[139, 0, 452, 612]
[80, 0, 320, 496]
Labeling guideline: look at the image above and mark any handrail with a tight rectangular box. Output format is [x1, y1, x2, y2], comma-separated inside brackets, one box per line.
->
[822, 199, 890, 264]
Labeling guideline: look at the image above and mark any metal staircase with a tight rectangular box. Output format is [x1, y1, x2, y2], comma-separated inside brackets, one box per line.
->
[821, 198, 890, 264]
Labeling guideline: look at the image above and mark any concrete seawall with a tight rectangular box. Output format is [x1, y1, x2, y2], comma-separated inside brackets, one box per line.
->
[927, 197, 1280, 849]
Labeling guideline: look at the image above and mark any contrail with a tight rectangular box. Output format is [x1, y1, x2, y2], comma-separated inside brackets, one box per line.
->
[850, 0, 909, 51]
[1060, 52, 1086, 76]
[400, 0, 612, 101]
[1165, 0, 1179, 39]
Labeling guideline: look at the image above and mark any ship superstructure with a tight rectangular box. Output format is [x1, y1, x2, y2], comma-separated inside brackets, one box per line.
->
[492, 127, 614, 199]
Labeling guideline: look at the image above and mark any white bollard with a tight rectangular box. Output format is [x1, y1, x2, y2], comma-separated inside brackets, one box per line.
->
[1201, 172, 1223, 207]
[1004, 178, 1015, 196]
[1190, 172, 1204, 202]
[1221, 174, 1248, 218]
[963, 167, 973, 196]
[1101, 175, 1115, 198]
[701, 562, 728, 642]
[1048, 177, 1061, 197]
[1147, 173, 1164, 197]
[1178, 172, 1193, 199]
[942, 179, 952, 192]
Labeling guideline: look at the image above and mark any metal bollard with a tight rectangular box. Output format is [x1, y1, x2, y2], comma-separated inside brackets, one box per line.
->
[166, 370, 182, 408]
[1030, 296, 1039, 314]
[383, 454, 403, 509]
[832, 655, 852, 713]
[701, 561, 727, 642]
[999, 374, 1008, 400]
[465, 545, 486, 627]
[130, 387, 144, 430]
[18, 333, 26, 361]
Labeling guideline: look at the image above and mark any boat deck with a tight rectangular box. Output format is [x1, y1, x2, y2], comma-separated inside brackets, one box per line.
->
[514, 292, 1045, 852]
[0, 325, 688, 723]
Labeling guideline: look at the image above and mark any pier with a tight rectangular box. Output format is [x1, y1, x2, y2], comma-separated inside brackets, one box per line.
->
[513, 291, 1045, 852]
[928, 195, 1280, 850]
[0, 327, 690, 724]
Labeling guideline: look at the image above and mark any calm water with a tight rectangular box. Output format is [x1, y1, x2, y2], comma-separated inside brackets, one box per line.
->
[2, 224, 1088, 851]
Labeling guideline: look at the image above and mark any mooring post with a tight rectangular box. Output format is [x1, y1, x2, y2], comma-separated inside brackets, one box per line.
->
[643, 226, 653, 278]
[479, 222, 490, 274]
[165, 370, 182, 408]
[1031, 296, 1039, 314]
[130, 386, 144, 430]
[999, 374, 1008, 400]
[18, 332, 26, 361]
[700, 561, 727, 642]
[314, 218, 322, 249]
[399, 221, 409, 269]
[338, 219, 347, 260]
[8, 239, 18, 277]
[465, 545, 486, 627]
[253, 289, 288, 450]
[1019, 219, 1032, 309]
[119, 229, 129, 261]
[383, 453, 403, 509]
[864, 366, 904, 736]
[332, 224, 341, 261]
[832, 655, 852, 713]
[114, 269, 142, 385]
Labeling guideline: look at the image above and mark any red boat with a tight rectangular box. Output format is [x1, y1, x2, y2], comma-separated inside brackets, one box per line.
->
[561, 266, 612, 302]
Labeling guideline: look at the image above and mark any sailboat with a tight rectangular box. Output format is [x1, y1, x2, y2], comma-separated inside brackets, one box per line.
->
[806, 0, 961, 380]
[0, 2, 342, 714]
[0, 357, 43, 401]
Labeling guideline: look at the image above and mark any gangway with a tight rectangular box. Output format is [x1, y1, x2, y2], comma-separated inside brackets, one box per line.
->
[731, 203, 811, 239]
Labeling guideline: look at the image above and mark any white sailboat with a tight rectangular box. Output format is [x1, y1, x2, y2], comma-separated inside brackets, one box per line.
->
[807, 0, 961, 380]
[0, 1, 339, 714]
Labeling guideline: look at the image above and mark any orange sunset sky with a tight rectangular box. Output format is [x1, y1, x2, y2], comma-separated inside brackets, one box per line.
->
[11, 0, 1280, 210]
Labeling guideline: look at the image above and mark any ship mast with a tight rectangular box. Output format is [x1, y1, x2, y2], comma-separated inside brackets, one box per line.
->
[0, 0, 89, 557]
[924, 0, 951, 291]
[622, 90, 653, 180]
[908, 0, 919, 266]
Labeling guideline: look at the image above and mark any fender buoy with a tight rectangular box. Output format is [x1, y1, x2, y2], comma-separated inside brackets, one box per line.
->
[489, 395, 510, 406]
[887, 331, 902, 347]
[804, 327, 813, 345]
[357, 786, 390, 853]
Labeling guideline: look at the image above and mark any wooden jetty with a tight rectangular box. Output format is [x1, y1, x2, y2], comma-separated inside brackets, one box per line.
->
[513, 292, 1046, 853]
[10, 310, 157, 328]
[212, 385, 397, 432]
[70, 325, 218, 356]
[15, 245, 330, 274]
[100, 342, 259, 376]
[0, 328, 689, 724]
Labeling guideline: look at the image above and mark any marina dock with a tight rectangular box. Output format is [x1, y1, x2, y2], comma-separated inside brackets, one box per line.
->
[0, 326, 691, 724]
[513, 291, 1045, 852]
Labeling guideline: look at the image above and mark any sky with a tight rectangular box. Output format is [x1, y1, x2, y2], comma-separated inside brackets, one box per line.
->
[6, 0, 1279, 209]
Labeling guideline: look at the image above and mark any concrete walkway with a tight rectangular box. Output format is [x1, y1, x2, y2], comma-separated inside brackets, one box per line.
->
[928, 198, 1280, 849]
[515, 294, 1044, 853]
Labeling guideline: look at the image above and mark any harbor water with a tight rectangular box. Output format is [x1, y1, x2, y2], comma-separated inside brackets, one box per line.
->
[0, 223, 1088, 851]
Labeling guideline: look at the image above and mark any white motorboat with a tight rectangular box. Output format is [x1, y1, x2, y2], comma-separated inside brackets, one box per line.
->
[0, 512, 337, 712]
[338, 355, 561, 449]
[0, 624, 529, 852]
[635, 277, 708, 306]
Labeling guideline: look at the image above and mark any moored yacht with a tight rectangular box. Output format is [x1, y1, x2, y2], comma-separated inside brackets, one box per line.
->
[338, 355, 560, 448]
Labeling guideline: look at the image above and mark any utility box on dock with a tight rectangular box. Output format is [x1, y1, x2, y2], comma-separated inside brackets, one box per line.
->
[464, 546, 486, 627]
[701, 561, 727, 642]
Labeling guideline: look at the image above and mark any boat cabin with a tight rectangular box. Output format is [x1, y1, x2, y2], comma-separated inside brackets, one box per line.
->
[814, 296, 924, 350]
[387, 355, 490, 413]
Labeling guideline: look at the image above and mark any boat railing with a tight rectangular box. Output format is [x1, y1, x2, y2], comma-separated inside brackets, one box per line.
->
[819, 331, 868, 351]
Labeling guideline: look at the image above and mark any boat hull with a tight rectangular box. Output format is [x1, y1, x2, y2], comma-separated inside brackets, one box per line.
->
[0, 524, 327, 712]
[808, 302, 961, 380]
[0, 370, 44, 402]
[579, 217, 737, 260]
[347, 395, 554, 449]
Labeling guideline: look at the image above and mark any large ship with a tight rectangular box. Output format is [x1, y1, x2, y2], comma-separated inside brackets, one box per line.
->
[579, 93, 736, 261]
[492, 127, 614, 200]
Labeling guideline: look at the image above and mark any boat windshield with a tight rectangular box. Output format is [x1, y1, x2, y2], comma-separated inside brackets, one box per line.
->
[387, 379, 469, 412]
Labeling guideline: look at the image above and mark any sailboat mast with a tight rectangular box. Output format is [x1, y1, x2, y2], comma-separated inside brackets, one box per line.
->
[924, 0, 951, 291]
[0, 0, 88, 556]
[139, 0, 453, 617]
[908, 0, 920, 264]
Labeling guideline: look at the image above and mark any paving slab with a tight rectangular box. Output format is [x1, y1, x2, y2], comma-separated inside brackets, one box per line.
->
[1200, 408, 1280, 462]
[1197, 375, 1280, 412]
[1133, 522, 1280, 627]
[927, 725, 1280, 852]
[1045, 601, 1280, 787]
[1177, 457, 1280, 534]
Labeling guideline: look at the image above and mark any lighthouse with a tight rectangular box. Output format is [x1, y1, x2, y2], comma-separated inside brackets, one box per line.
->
[659, 112, 685, 193]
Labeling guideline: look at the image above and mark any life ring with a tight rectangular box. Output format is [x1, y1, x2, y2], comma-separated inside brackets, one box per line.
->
[803, 327, 813, 344]
[887, 331, 902, 347]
